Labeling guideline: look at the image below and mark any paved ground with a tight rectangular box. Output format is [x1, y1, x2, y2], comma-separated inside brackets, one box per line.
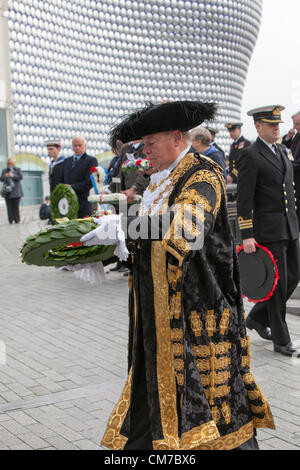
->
[0, 204, 299, 450]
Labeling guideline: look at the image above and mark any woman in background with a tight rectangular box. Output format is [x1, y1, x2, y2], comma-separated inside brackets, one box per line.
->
[0, 158, 23, 224]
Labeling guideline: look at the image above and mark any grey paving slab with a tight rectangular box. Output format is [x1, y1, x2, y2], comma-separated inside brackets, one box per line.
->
[0, 206, 299, 450]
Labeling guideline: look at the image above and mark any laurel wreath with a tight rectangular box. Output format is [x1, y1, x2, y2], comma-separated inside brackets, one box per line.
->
[20, 218, 116, 267]
[50, 184, 79, 221]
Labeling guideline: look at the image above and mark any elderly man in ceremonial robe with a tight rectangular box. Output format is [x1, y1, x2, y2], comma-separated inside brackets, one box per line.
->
[81, 101, 275, 450]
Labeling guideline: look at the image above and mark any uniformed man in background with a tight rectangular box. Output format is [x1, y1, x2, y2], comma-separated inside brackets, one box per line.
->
[236, 105, 300, 358]
[206, 125, 226, 162]
[225, 122, 251, 184]
[282, 111, 300, 227]
[46, 139, 65, 194]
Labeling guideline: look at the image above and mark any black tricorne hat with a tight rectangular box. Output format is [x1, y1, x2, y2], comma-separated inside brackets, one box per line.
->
[237, 243, 279, 303]
[109, 100, 217, 148]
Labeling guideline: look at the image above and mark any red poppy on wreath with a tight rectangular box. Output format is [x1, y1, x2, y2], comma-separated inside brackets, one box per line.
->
[90, 166, 97, 173]
[66, 242, 84, 249]
[136, 159, 142, 166]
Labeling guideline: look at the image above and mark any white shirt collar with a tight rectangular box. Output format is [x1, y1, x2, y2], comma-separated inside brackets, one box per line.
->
[259, 137, 277, 154]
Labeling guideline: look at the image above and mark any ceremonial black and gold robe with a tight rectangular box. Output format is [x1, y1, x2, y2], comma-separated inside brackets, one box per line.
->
[101, 153, 275, 450]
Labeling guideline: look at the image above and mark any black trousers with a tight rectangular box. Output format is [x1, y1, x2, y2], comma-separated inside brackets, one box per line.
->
[5, 197, 21, 223]
[247, 239, 300, 345]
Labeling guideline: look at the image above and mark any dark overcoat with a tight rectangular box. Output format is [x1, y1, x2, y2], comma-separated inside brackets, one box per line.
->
[60, 153, 98, 217]
[228, 135, 251, 183]
[236, 138, 299, 242]
[0, 167, 23, 199]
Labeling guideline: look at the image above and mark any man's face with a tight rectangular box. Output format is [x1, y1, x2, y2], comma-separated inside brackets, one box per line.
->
[47, 146, 60, 159]
[142, 131, 181, 171]
[72, 138, 86, 156]
[293, 116, 300, 134]
[228, 128, 241, 141]
[256, 121, 280, 143]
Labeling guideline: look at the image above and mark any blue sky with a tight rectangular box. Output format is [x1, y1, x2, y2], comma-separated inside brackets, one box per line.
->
[241, 0, 300, 140]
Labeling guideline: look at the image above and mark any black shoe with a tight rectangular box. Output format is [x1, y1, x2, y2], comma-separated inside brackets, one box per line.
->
[245, 317, 272, 341]
[273, 342, 300, 358]
[110, 264, 121, 272]
[123, 272, 129, 277]
[118, 266, 129, 273]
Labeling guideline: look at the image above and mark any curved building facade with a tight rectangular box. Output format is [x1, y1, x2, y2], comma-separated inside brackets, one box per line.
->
[6, 0, 263, 160]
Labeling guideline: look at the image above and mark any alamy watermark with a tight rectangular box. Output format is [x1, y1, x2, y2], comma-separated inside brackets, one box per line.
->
[0, 340, 6, 365]
[102, 202, 205, 251]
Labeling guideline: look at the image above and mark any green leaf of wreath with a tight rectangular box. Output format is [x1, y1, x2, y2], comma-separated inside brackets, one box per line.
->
[50, 184, 79, 222]
[20, 219, 117, 267]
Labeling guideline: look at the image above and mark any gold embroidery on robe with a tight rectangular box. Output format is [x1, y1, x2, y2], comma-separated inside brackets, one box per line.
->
[179, 170, 223, 218]
[171, 328, 183, 342]
[167, 263, 181, 290]
[101, 369, 132, 449]
[196, 421, 254, 450]
[211, 407, 220, 425]
[169, 292, 181, 320]
[190, 311, 203, 337]
[206, 310, 217, 337]
[221, 402, 231, 424]
[151, 242, 180, 449]
[219, 308, 231, 335]
[200, 370, 231, 388]
[175, 188, 212, 213]
[172, 342, 184, 356]
[193, 342, 231, 357]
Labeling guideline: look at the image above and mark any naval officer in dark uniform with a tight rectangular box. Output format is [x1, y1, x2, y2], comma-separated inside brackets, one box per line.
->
[237, 105, 300, 358]
[225, 122, 251, 184]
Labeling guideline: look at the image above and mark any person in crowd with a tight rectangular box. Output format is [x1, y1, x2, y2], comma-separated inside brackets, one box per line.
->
[225, 122, 251, 184]
[237, 105, 300, 358]
[80, 100, 275, 450]
[120, 140, 146, 192]
[191, 128, 226, 179]
[282, 111, 300, 226]
[206, 125, 226, 161]
[108, 140, 146, 194]
[46, 139, 65, 194]
[106, 139, 125, 186]
[122, 166, 155, 204]
[109, 139, 147, 273]
[60, 136, 98, 218]
[39, 195, 51, 224]
[225, 157, 230, 175]
[0, 157, 23, 224]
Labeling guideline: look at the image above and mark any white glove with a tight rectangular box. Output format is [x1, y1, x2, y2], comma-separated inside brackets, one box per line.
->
[80, 215, 120, 246]
[80, 215, 129, 261]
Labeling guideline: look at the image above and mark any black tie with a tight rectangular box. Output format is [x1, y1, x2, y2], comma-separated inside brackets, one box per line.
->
[272, 144, 284, 169]
[272, 144, 280, 158]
